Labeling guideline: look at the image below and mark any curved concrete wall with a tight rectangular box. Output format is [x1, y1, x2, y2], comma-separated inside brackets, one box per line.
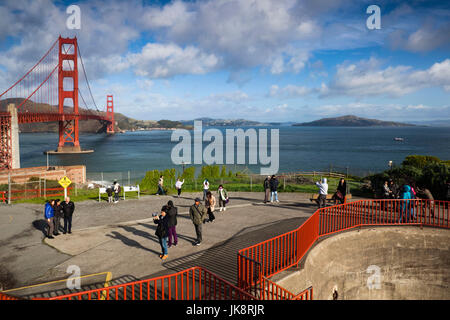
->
[276, 226, 450, 300]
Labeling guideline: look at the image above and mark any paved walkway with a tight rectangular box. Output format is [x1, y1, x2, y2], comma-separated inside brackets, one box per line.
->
[0, 192, 342, 297]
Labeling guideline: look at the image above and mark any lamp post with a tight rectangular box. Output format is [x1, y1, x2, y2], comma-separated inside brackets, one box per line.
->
[388, 161, 393, 170]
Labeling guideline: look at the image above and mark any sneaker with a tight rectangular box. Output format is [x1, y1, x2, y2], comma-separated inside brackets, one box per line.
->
[195, 241, 201, 246]
[224, 208, 226, 211]
[48, 236, 54, 239]
[219, 207, 223, 212]
[161, 255, 168, 260]
[276, 200, 279, 203]
[159, 254, 163, 258]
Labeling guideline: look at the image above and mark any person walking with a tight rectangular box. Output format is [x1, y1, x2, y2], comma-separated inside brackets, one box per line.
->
[175, 178, 184, 198]
[205, 191, 216, 222]
[113, 181, 121, 203]
[156, 175, 165, 195]
[315, 178, 328, 209]
[153, 208, 170, 260]
[53, 199, 63, 236]
[189, 198, 207, 246]
[202, 179, 210, 200]
[263, 176, 271, 204]
[44, 200, 55, 239]
[62, 197, 75, 234]
[269, 175, 279, 203]
[166, 200, 178, 247]
[217, 185, 228, 212]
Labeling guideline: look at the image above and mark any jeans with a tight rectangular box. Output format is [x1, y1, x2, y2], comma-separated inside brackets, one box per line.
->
[168, 226, 178, 246]
[203, 189, 208, 200]
[177, 188, 182, 196]
[64, 215, 73, 233]
[53, 215, 61, 234]
[157, 185, 165, 195]
[114, 192, 119, 202]
[318, 194, 326, 208]
[159, 236, 168, 255]
[270, 191, 278, 202]
[46, 217, 54, 237]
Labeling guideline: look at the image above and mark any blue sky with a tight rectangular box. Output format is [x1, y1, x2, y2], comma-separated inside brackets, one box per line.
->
[0, 0, 449, 122]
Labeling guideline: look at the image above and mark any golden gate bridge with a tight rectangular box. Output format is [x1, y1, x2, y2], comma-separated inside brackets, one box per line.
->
[0, 36, 114, 170]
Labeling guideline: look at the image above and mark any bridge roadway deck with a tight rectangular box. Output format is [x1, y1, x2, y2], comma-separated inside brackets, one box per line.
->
[0, 192, 329, 298]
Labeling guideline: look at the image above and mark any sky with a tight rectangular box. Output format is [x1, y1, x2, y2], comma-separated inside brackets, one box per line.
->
[0, 0, 449, 122]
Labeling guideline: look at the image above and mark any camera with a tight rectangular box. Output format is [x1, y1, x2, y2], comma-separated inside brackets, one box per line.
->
[152, 212, 158, 217]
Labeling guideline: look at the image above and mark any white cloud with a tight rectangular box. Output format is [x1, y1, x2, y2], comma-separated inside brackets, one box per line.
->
[269, 84, 313, 98]
[322, 58, 450, 98]
[128, 43, 220, 78]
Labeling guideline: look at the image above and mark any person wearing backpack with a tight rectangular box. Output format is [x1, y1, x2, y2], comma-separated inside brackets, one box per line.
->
[153, 208, 170, 260]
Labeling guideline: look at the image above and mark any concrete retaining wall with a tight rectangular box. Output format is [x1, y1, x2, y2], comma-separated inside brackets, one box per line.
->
[276, 226, 450, 300]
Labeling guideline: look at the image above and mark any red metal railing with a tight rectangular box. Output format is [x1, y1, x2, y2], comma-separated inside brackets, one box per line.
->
[0, 292, 21, 300]
[4, 187, 72, 201]
[238, 199, 449, 298]
[44, 267, 255, 301]
[0, 191, 6, 203]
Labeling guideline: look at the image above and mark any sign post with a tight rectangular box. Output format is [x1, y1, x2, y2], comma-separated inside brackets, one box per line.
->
[58, 176, 72, 199]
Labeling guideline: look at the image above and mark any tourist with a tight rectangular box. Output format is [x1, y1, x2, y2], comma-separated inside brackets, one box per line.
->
[205, 191, 216, 223]
[315, 178, 328, 209]
[189, 198, 207, 246]
[334, 178, 347, 204]
[62, 197, 75, 234]
[106, 185, 113, 203]
[44, 200, 55, 239]
[53, 199, 63, 236]
[113, 181, 121, 203]
[382, 181, 392, 199]
[217, 185, 228, 212]
[153, 208, 169, 260]
[399, 185, 415, 223]
[156, 175, 165, 195]
[202, 179, 210, 200]
[175, 178, 184, 198]
[263, 175, 271, 204]
[389, 180, 399, 199]
[416, 186, 435, 217]
[269, 175, 279, 203]
[166, 200, 178, 248]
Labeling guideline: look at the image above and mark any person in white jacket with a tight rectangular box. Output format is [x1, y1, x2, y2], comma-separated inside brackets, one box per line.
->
[315, 178, 328, 209]
[175, 178, 185, 198]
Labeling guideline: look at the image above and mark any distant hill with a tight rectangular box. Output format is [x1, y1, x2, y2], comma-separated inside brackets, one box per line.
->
[180, 118, 269, 126]
[408, 119, 450, 127]
[293, 115, 416, 127]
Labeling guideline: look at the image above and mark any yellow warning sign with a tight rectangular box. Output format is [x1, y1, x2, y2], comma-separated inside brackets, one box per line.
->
[58, 176, 72, 189]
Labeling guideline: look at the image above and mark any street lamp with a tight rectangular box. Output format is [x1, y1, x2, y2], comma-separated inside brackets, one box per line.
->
[388, 161, 393, 169]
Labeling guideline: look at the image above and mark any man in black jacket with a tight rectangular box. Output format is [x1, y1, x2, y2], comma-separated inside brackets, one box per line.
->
[269, 175, 279, 203]
[62, 197, 75, 234]
[164, 201, 178, 248]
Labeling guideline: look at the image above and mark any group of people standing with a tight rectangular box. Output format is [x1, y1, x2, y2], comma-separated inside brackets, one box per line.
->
[263, 175, 280, 203]
[153, 184, 230, 259]
[44, 197, 75, 239]
[315, 177, 347, 208]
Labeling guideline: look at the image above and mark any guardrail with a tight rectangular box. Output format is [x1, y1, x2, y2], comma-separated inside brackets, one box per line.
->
[43, 267, 255, 301]
[2, 187, 72, 202]
[238, 199, 449, 297]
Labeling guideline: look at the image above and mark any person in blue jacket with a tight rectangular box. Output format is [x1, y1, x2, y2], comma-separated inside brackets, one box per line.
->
[398, 185, 415, 223]
[45, 200, 55, 239]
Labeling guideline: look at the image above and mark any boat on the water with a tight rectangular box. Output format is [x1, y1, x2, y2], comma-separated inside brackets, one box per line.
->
[394, 137, 404, 141]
